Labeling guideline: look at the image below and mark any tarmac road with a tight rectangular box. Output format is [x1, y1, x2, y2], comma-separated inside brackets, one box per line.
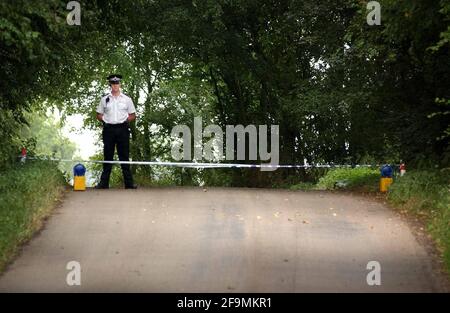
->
[0, 187, 448, 292]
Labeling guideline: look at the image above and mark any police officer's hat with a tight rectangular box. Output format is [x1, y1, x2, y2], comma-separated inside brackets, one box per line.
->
[107, 74, 122, 84]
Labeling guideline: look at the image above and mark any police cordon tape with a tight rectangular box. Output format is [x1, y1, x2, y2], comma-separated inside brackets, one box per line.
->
[22, 150, 402, 192]
[21, 155, 387, 169]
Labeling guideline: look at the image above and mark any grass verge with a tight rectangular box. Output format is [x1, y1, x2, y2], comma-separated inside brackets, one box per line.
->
[0, 161, 66, 273]
[387, 169, 450, 273]
[315, 167, 380, 192]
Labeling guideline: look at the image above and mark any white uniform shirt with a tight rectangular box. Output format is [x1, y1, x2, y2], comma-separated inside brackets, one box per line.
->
[96, 92, 136, 124]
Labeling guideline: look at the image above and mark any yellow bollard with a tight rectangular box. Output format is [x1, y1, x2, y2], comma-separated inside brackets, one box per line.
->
[74, 175, 86, 191]
[379, 177, 393, 192]
[73, 164, 86, 191]
[380, 165, 393, 192]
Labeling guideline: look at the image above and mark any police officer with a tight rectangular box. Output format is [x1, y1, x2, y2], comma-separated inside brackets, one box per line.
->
[95, 74, 137, 189]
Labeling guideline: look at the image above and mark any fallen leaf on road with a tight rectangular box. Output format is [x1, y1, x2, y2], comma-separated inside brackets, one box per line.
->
[302, 220, 309, 224]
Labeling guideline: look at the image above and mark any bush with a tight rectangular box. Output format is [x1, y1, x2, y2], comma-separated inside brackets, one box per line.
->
[388, 170, 450, 271]
[0, 161, 66, 273]
[289, 182, 316, 190]
[316, 167, 380, 191]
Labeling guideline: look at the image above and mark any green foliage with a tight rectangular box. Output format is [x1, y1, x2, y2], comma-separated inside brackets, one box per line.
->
[197, 169, 233, 187]
[428, 98, 450, 164]
[289, 182, 315, 191]
[316, 167, 380, 191]
[0, 161, 66, 273]
[87, 152, 125, 188]
[0, 0, 106, 169]
[0, 0, 103, 112]
[1, 0, 449, 179]
[19, 111, 77, 177]
[428, 0, 450, 52]
[388, 170, 450, 213]
[388, 170, 450, 271]
[0, 110, 24, 169]
[344, 0, 450, 166]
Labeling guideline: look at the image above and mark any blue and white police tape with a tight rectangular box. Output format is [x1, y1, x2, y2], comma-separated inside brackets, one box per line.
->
[22, 156, 383, 169]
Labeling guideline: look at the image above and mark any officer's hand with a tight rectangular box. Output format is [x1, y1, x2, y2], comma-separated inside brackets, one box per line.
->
[127, 113, 136, 122]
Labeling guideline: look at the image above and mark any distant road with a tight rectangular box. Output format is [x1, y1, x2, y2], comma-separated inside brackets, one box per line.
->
[0, 187, 448, 292]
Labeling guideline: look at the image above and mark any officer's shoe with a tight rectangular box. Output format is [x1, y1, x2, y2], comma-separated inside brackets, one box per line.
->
[94, 184, 109, 189]
[125, 184, 138, 189]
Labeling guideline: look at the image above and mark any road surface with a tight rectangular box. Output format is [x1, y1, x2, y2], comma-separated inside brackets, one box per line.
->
[0, 187, 448, 292]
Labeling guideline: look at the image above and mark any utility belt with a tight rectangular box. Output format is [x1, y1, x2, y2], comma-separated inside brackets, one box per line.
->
[103, 121, 129, 129]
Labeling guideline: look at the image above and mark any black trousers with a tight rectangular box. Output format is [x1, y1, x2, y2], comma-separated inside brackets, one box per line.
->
[99, 123, 134, 187]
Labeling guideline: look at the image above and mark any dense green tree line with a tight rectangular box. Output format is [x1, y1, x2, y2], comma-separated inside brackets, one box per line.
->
[1, 0, 449, 185]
